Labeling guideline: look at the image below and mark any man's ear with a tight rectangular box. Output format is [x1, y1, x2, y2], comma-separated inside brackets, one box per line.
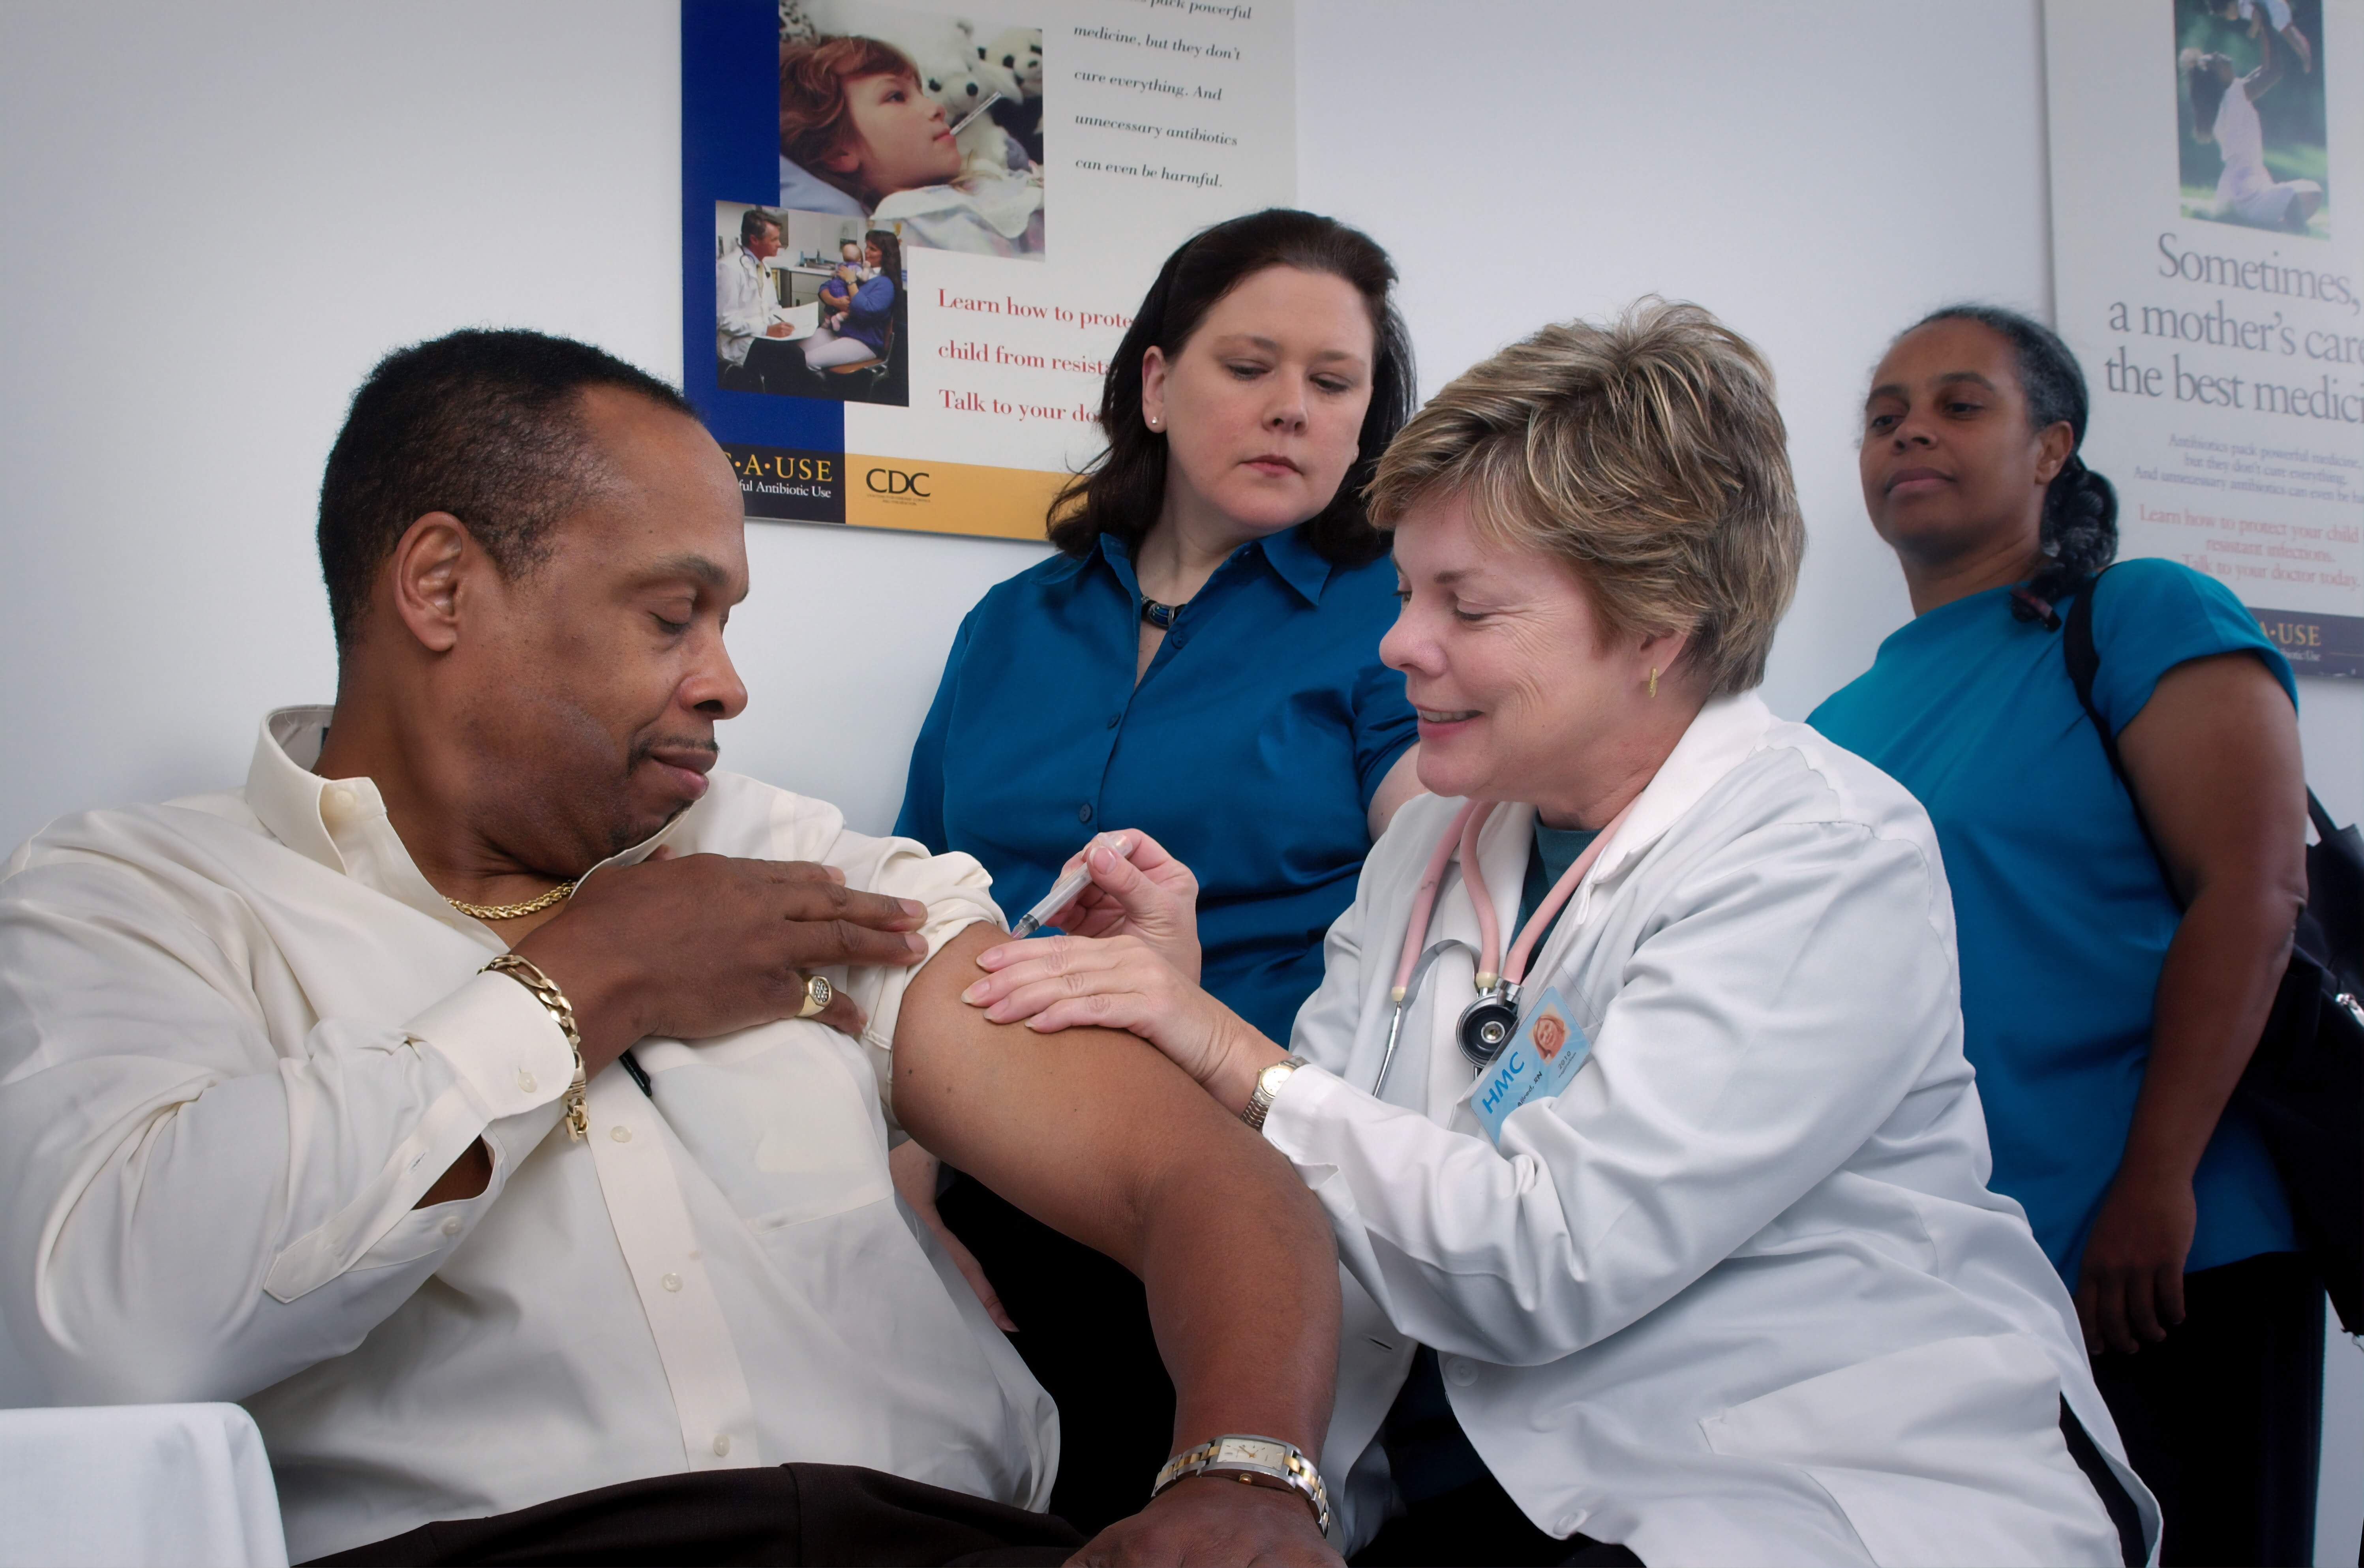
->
[386, 513, 475, 654]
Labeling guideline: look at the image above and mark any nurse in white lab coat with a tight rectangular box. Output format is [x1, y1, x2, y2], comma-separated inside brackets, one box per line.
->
[961, 302, 2162, 1567]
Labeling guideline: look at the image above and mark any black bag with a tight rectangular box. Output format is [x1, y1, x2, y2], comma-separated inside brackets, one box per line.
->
[2060, 568, 2363, 1332]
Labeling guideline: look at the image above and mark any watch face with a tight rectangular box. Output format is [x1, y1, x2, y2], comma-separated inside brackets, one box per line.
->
[1259, 1062, 1294, 1094]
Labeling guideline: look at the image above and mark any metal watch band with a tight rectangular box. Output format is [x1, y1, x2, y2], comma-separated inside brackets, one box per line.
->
[1151, 1434, 1330, 1534]
[1240, 1056, 1306, 1133]
[483, 953, 589, 1140]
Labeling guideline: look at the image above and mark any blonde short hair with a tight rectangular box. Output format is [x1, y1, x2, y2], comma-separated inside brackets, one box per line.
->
[1367, 299, 1802, 696]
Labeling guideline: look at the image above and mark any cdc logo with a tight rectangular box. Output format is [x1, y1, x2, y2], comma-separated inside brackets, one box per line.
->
[865, 467, 931, 498]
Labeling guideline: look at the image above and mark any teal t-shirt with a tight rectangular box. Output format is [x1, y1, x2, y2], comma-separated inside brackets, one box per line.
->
[1810, 559, 2298, 1283]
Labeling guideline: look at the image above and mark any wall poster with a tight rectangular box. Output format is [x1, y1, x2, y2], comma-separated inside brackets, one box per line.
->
[2047, 0, 2364, 675]
[682, 0, 1295, 540]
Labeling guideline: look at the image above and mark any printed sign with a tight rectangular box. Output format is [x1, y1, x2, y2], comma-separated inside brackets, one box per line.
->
[2047, 0, 2364, 675]
[683, 0, 1296, 540]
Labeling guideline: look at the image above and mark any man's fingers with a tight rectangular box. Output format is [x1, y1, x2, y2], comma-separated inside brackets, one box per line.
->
[785, 919, 928, 971]
[769, 874, 927, 932]
[814, 986, 869, 1038]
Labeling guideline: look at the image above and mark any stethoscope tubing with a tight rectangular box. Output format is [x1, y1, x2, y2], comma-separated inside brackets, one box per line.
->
[1378, 797, 1638, 1078]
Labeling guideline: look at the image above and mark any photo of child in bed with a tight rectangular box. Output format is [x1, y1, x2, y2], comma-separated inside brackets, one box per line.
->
[778, 2, 1045, 260]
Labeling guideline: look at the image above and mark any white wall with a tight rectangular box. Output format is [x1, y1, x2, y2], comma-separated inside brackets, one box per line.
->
[1, 2, 2355, 1556]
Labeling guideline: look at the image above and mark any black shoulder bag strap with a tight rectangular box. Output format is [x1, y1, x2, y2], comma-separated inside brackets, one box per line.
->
[2058, 570, 2363, 1332]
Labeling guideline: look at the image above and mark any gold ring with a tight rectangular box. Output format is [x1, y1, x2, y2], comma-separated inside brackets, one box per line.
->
[795, 973, 833, 1019]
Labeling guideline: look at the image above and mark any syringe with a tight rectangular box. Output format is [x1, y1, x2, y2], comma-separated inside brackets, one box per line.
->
[1009, 833, 1135, 938]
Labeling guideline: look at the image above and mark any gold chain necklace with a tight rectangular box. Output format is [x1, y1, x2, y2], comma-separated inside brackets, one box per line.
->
[445, 881, 576, 921]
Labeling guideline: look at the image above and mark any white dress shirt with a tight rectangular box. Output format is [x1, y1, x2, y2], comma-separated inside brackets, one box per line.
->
[1270, 694, 2160, 1566]
[715, 244, 778, 366]
[0, 709, 1053, 1562]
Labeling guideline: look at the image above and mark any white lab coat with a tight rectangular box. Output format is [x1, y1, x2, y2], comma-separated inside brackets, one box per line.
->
[715, 244, 777, 367]
[1266, 693, 2161, 1566]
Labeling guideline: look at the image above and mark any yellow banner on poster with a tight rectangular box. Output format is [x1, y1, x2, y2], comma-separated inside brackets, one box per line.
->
[842, 454, 1069, 541]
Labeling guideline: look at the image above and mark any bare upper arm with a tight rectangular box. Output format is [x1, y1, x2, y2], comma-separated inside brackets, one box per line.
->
[2114, 651, 2307, 910]
[889, 921, 1280, 1272]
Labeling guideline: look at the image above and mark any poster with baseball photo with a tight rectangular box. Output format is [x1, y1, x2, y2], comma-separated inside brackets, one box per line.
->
[2048, 0, 2364, 675]
[683, 0, 1296, 536]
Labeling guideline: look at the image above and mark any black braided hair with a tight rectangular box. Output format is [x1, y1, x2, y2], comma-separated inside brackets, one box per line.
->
[1907, 305, 2118, 621]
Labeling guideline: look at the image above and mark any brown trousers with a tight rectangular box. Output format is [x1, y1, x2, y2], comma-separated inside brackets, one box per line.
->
[306, 1463, 1085, 1567]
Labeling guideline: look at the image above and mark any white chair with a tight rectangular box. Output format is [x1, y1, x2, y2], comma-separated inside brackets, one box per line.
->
[0, 1403, 288, 1567]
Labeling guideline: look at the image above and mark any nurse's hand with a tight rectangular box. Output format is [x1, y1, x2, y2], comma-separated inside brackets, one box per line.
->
[962, 931, 1263, 1095]
[1038, 829, 1202, 982]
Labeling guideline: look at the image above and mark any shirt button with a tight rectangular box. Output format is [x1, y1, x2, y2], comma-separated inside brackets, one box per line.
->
[516, 1069, 537, 1094]
[323, 783, 354, 814]
[1077, 803, 1094, 823]
[661, 1272, 683, 1292]
[610, 1125, 632, 1142]
[712, 1435, 732, 1458]
[1444, 1357, 1478, 1387]
[1169, 632, 1187, 649]
[439, 1215, 463, 1237]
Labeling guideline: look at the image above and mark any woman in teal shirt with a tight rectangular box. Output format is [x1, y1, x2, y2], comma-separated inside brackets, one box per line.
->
[892, 209, 1425, 1532]
[1811, 305, 2316, 1567]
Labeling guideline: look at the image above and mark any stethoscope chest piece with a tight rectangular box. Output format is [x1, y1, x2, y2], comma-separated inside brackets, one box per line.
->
[1457, 983, 1521, 1065]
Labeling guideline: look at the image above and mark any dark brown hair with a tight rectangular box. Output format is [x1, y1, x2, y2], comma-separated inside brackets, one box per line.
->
[863, 228, 902, 286]
[1047, 209, 1415, 568]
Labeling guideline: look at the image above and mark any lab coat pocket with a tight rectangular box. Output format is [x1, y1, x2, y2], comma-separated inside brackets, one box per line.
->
[638, 1028, 893, 1230]
[1698, 1334, 2118, 1568]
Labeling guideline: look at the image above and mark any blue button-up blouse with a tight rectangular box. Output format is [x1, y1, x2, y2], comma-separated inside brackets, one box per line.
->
[895, 524, 1418, 1043]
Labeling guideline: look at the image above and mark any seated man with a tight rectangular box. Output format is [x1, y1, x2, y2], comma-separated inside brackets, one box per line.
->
[0, 329, 1341, 1567]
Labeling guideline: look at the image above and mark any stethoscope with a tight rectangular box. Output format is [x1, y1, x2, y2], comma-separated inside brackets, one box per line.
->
[1370, 798, 1630, 1097]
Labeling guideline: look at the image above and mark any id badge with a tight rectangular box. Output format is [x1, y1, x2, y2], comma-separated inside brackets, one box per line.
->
[1472, 986, 1593, 1146]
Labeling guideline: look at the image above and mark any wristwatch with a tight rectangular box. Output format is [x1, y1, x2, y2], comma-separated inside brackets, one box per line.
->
[1152, 1434, 1331, 1534]
[1241, 1056, 1305, 1133]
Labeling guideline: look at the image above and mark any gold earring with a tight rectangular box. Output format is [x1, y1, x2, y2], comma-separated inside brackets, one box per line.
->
[1647, 667, 1659, 699]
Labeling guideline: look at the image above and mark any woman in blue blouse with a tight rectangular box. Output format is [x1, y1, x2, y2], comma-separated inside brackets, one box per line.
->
[893, 208, 1423, 1530]
[799, 229, 899, 371]
[1811, 306, 2317, 1567]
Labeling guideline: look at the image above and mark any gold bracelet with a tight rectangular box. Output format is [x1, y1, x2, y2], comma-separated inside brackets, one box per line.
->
[483, 954, 589, 1140]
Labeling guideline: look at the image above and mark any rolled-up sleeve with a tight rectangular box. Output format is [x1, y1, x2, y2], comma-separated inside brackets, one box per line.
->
[0, 863, 571, 1405]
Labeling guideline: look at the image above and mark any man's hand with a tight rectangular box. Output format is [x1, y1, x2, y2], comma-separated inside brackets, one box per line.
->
[514, 852, 928, 1073]
[2076, 1170, 2197, 1355]
[1070, 1478, 1339, 1567]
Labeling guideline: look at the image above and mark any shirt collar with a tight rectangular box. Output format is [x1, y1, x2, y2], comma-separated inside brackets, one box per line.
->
[244, 705, 690, 913]
[1588, 691, 1777, 883]
[246, 707, 348, 873]
[1257, 524, 1333, 606]
[1081, 524, 1332, 605]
